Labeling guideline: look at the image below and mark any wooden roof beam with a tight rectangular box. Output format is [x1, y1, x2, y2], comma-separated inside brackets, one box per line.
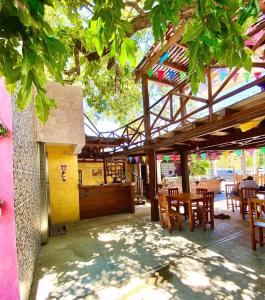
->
[162, 61, 188, 73]
[135, 22, 186, 81]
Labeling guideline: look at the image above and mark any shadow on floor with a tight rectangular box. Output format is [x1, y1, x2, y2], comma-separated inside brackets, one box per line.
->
[30, 205, 265, 300]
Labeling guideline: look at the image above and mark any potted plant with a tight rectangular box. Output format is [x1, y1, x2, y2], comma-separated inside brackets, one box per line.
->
[0, 123, 8, 137]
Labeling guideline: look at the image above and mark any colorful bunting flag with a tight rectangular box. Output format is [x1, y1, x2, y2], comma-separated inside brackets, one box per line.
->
[169, 70, 175, 81]
[158, 70, 164, 81]
[201, 153, 207, 160]
[234, 149, 242, 157]
[247, 148, 255, 156]
[191, 153, 197, 160]
[210, 151, 219, 160]
[244, 72, 250, 83]
[260, 146, 265, 154]
[180, 71, 185, 80]
[164, 155, 170, 162]
[148, 69, 153, 77]
[142, 156, 146, 163]
[233, 72, 239, 82]
[219, 70, 229, 81]
[173, 154, 178, 161]
[135, 156, 140, 163]
[159, 52, 169, 64]
[196, 154, 201, 160]
[254, 72, 262, 80]
[223, 150, 230, 159]
[128, 157, 133, 163]
[157, 154, 162, 160]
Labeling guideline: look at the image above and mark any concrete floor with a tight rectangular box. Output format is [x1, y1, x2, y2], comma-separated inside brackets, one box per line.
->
[30, 197, 265, 300]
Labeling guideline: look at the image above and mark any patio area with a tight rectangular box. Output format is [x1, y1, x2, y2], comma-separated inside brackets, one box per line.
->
[30, 199, 265, 300]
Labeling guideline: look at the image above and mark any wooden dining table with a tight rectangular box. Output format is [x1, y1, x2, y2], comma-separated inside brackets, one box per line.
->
[159, 191, 204, 231]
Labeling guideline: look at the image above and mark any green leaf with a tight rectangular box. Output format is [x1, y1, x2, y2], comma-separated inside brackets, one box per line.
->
[182, 20, 203, 43]
[35, 91, 56, 124]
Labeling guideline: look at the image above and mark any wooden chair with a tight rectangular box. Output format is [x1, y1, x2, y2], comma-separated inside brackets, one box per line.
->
[225, 184, 239, 211]
[201, 192, 215, 231]
[248, 198, 265, 250]
[193, 188, 208, 223]
[168, 187, 179, 195]
[158, 193, 182, 232]
[196, 188, 207, 194]
[239, 188, 258, 220]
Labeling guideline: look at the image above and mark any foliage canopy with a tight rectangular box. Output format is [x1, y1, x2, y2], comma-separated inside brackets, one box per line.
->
[0, 0, 260, 123]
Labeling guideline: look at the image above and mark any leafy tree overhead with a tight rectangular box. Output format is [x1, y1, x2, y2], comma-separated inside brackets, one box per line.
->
[0, 0, 261, 124]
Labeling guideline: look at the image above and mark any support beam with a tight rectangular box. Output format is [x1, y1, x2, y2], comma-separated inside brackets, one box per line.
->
[179, 86, 187, 126]
[142, 75, 159, 221]
[135, 22, 186, 81]
[207, 67, 213, 120]
[180, 149, 190, 193]
[163, 61, 188, 73]
[103, 158, 108, 184]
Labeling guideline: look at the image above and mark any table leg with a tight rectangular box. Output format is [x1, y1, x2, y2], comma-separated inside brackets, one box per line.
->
[188, 201, 194, 231]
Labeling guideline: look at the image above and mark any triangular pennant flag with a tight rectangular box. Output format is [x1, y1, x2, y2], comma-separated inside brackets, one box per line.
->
[128, 157, 133, 163]
[157, 154, 162, 160]
[164, 155, 170, 162]
[169, 70, 175, 81]
[180, 71, 185, 80]
[201, 153, 207, 160]
[234, 149, 242, 157]
[233, 72, 239, 82]
[158, 70, 164, 81]
[247, 148, 255, 156]
[173, 155, 178, 161]
[223, 150, 229, 159]
[148, 69, 153, 77]
[219, 70, 229, 81]
[244, 72, 250, 83]
[260, 146, 265, 154]
[159, 52, 169, 64]
[142, 156, 146, 163]
[191, 153, 197, 160]
[254, 72, 262, 80]
[135, 156, 140, 163]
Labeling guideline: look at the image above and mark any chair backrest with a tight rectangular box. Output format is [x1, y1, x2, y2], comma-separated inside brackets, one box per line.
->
[168, 187, 179, 195]
[196, 188, 207, 195]
[158, 193, 169, 211]
[248, 198, 265, 224]
[240, 188, 258, 201]
[225, 184, 236, 196]
[204, 192, 214, 206]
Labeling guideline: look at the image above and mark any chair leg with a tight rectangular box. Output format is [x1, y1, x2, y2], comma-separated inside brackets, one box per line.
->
[210, 203, 214, 229]
[167, 215, 173, 233]
[259, 227, 264, 246]
[242, 203, 246, 220]
[249, 224, 256, 250]
[202, 204, 206, 232]
[159, 210, 165, 228]
[226, 197, 229, 210]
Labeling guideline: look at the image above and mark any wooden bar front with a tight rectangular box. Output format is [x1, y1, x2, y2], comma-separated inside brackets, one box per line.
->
[79, 183, 135, 219]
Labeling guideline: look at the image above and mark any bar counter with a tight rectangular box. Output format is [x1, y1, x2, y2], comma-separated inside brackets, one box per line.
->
[79, 183, 135, 219]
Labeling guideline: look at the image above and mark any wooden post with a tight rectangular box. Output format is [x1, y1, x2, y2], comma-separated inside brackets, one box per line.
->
[241, 149, 246, 176]
[103, 158, 108, 184]
[142, 74, 159, 221]
[180, 149, 190, 193]
[179, 86, 187, 126]
[207, 67, 213, 120]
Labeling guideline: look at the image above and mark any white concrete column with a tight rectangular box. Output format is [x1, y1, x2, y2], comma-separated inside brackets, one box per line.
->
[241, 149, 246, 176]
[156, 160, 162, 184]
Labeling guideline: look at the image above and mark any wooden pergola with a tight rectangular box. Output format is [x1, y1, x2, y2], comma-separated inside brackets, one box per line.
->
[81, 15, 265, 221]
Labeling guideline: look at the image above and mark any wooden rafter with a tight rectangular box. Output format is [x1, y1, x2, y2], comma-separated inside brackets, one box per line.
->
[135, 22, 186, 81]
[162, 61, 188, 73]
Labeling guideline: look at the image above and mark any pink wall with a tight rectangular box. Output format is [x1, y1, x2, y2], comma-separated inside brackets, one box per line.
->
[0, 79, 20, 299]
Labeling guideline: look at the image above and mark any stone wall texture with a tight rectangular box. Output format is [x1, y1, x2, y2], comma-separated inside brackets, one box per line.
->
[12, 97, 41, 300]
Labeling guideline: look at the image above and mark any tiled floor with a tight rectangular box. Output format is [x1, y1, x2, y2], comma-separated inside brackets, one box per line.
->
[30, 197, 265, 300]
